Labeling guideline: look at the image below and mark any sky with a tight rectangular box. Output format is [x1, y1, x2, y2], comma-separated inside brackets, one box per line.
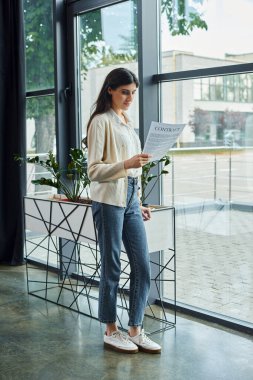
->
[161, 0, 253, 59]
[102, 2, 133, 53]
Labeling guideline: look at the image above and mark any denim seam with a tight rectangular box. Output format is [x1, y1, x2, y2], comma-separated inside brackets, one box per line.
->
[99, 204, 117, 323]
[125, 182, 141, 325]
[124, 226, 142, 326]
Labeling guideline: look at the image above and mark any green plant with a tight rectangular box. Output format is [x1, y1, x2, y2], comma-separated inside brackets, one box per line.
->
[141, 154, 171, 204]
[161, 0, 207, 36]
[15, 148, 90, 203]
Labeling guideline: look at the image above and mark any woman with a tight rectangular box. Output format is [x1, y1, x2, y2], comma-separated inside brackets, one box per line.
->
[87, 67, 161, 354]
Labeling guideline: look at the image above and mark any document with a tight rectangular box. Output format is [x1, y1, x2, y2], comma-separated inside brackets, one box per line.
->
[143, 121, 185, 161]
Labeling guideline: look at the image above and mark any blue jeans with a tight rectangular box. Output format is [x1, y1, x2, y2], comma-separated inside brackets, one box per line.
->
[92, 177, 151, 326]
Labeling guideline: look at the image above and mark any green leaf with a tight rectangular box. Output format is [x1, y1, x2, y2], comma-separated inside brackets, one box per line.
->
[31, 178, 59, 189]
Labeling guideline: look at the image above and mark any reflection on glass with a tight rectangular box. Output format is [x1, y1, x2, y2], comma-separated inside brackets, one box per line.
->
[26, 95, 55, 195]
[24, 0, 54, 91]
[161, 0, 253, 72]
[161, 77, 253, 323]
[76, 0, 138, 139]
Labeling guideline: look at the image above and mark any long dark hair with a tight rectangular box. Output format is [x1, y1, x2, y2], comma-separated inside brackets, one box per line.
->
[84, 67, 139, 145]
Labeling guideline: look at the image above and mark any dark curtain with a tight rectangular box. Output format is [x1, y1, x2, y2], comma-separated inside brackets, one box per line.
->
[0, 1, 26, 264]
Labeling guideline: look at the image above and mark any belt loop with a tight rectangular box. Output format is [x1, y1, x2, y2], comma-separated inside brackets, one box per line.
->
[127, 176, 138, 185]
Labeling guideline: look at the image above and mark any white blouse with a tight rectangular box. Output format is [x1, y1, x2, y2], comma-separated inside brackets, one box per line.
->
[110, 110, 142, 178]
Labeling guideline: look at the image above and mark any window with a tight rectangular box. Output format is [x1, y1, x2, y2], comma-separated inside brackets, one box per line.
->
[24, 0, 54, 91]
[193, 75, 253, 103]
[161, 74, 253, 324]
[24, 0, 56, 195]
[159, 0, 253, 328]
[75, 0, 138, 140]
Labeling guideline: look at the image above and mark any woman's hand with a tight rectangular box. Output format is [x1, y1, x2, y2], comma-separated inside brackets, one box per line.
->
[124, 153, 151, 169]
[140, 205, 151, 221]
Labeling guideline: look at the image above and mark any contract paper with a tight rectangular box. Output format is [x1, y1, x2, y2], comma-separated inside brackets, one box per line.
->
[143, 121, 185, 161]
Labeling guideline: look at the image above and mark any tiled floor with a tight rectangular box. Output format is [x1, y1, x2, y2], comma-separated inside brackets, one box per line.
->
[173, 207, 253, 323]
[0, 265, 253, 380]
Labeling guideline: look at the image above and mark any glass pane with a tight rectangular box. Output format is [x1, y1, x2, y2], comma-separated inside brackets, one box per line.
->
[161, 77, 253, 324]
[76, 0, 138, 140]
[24, 0, 54, 91]
[26, 95, 56, 195]
[161, 0, 253, 72]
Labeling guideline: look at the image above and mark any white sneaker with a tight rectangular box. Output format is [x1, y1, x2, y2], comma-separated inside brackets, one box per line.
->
[128, 329, 161, 354]
[104, 331, 139, 353]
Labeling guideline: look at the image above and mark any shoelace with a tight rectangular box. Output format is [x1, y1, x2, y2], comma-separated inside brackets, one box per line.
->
[139, 329, 152, 344]
[112, 331, 130, 342]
